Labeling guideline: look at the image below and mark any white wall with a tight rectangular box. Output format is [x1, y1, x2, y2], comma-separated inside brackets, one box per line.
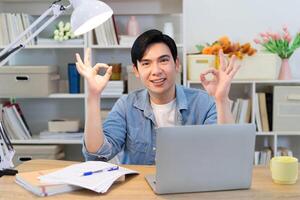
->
[183, 0, 300, 78]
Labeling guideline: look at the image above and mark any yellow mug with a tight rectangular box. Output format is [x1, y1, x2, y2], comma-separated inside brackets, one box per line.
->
[270, 156, 298, 184]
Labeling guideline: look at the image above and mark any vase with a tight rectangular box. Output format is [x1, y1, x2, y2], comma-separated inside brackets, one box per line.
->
[278, 59, 292, 80]
[127, 16, 140, 36]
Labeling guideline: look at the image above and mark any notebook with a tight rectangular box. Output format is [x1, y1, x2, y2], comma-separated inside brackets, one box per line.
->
[16, 161, 139, 196]
[15, 168, 80, 197]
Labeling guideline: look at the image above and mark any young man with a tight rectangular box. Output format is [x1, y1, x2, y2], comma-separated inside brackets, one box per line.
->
[76, 29, 240, 165]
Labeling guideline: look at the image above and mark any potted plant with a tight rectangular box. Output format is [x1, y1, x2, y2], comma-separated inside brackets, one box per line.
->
[254, 26, 300, 80]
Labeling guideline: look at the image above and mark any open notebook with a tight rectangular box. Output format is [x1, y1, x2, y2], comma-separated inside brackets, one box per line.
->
[15, 161, 138, 197]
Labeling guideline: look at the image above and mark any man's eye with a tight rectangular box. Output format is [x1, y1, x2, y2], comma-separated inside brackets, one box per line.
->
[142, 62, 150, 66]
[160, 58, 169, 64]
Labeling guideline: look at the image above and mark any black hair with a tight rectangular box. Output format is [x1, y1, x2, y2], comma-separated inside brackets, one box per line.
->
[131, 29, 177, 67]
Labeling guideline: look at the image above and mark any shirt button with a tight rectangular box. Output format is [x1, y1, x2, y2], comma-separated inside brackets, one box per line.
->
[153, 147, 156, 151]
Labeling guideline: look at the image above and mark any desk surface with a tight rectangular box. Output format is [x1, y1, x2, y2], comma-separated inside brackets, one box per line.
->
[1, 159, 300, 200]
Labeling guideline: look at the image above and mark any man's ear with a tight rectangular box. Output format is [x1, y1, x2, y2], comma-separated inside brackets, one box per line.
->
[133, 65, 140, 78]
[175, 57, 180, 73]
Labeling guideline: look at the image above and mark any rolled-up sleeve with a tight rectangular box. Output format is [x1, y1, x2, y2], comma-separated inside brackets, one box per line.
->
[82, 96, 127, 161]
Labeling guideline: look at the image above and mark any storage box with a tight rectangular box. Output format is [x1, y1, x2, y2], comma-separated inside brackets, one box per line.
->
[0, 66, 60, 97]
[273, 86, 300, 131]
[187, 54, 215, 81]
[48, 119, 80, 132]
[187, 53, 280, 81]
[13, 145, 64, 166]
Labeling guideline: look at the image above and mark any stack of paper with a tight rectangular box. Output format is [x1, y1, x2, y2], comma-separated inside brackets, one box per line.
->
[38, 161, 138, 194]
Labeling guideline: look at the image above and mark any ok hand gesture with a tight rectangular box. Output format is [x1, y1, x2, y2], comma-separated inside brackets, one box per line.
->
[200, 50, 241, 102]
[75, 48, 112, 96]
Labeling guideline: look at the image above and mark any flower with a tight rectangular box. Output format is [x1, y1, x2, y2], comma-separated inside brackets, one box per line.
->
[254, 26, 300, 59]
[196, 36, 256, 59]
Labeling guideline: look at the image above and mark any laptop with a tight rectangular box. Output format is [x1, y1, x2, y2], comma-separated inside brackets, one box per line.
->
[145, 124, 256, 194]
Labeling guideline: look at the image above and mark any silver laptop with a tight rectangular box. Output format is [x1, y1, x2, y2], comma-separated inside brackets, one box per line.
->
[145, 124, 256, 194]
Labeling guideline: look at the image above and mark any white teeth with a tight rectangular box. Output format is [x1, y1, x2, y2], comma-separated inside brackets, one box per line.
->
[152, 79, 164, 83]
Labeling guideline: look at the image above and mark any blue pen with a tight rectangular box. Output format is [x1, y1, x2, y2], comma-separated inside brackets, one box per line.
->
[81, 166, 119, 176]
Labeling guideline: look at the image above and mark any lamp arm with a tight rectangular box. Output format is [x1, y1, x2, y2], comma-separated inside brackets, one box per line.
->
[0, 6, 53, 58]
[0, 2, 71, 66]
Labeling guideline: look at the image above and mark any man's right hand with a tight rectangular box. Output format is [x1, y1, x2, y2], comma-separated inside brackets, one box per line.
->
[75, 48, 112, 96]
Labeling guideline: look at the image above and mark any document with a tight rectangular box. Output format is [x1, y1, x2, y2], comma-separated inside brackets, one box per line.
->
[38, 161, 138, 193]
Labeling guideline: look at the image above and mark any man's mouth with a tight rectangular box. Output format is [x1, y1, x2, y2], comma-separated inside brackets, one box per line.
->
[150, 78, 166, 85]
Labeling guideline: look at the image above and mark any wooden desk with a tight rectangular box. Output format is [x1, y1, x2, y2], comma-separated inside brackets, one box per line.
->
[1, 159, 300, 200]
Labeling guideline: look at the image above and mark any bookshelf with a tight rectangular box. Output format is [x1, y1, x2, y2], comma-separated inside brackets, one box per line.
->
[0, 0, 183, 161]
[188, 80, 300, 163]
[183, 0, 300, 165]
[3, 0, 299, 165]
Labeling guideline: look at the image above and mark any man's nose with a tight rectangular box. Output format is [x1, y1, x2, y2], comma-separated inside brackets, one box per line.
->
[151, 62, 162, 75]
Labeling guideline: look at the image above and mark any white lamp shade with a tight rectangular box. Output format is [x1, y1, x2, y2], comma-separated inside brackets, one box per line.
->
[70, 0, 113, 36]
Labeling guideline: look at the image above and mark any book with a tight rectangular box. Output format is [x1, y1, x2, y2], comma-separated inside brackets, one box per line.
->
[15, 168, 81, 197]
[258, 93, 269, 132]
[39, 131, 83, 140]
[265, 93, 273, 131]
[2, 106, 27, 140]
[254, 93, 262, 132]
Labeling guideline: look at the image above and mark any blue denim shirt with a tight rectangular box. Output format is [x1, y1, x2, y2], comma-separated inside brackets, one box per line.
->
[82, 85, 217, 165]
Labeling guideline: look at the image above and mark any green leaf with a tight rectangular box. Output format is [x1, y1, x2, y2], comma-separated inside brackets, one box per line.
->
[195, 45, 205, 52]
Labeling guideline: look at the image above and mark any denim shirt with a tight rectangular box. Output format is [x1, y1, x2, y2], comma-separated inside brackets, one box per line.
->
[82, 85, 217, 165]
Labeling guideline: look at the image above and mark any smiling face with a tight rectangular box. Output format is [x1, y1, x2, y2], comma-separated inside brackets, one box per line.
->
[133, 42, 180, 104]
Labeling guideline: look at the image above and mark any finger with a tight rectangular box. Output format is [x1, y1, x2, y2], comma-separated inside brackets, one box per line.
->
[76, 53, 85, 68]
[75, 62, 85, 76]
[229, 64, 241, 79]
[84, 48, 91, 66]
[226, 55, 236, 74]
[103, 66, 113, 81]
[201, 68, 218, 76]
[219, 49, 226, 71]
[93, 63, 110, 73]
[200, 73, 209, 85]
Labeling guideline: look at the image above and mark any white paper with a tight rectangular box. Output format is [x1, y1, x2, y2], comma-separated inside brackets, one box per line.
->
[39, 161, 138, 193]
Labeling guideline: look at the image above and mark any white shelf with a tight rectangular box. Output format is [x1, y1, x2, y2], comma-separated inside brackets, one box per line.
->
[101, 93, 124, 98]
[256, 132, 275, 136]
[48, 93, 85, 99]
[91, 43, 183, 49]
[11, 139, 82, 145]
[0, 45, 84, 49]
[254, 131, 300, 136]
[0, 93, 124, 99]
[274, 131, 300, 136]
[188, 80, 300, 85]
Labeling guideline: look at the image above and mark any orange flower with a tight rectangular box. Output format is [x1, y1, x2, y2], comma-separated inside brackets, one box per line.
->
[218, 36, 231, 46]
[211, 43, 222, 54]
[202, 46, 213, 54]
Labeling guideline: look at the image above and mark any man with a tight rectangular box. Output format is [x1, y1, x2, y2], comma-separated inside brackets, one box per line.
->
[75, 29, 240, 165]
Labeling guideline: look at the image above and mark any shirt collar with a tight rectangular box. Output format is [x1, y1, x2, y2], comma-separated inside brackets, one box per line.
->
[133, 84, 188, 114]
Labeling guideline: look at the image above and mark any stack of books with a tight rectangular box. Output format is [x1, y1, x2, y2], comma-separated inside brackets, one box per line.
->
[93, 16, 119, 46]
[254, 93, 272, 132]
[254, 147, 273, 166]
[118, 35, 137, 46]
[1, 103, 31, 140]
[102, 81, 124, 96]
[230, 98, 251, 124]
[39, 131, 83, 140]
[0, 13, 33, 46]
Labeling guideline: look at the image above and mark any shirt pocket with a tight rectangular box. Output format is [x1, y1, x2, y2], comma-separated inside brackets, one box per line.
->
[126, 126, 149, 163]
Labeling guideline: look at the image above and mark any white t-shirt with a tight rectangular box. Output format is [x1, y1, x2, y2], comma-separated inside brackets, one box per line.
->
[151, 99, 176, 127]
